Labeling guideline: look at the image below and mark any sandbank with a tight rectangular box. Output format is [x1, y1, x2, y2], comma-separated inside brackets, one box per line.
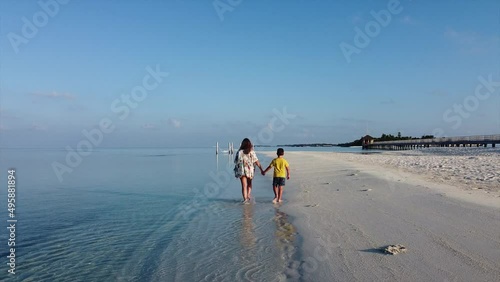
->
[263, 150, 500, 281]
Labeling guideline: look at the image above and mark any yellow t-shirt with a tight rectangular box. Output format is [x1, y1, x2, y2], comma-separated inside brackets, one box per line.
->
[270, 157, 289, 178]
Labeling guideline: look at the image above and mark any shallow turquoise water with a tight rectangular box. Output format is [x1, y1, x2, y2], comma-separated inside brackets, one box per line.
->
[0, 148, 297, 281]
[0, 146, 361, 281]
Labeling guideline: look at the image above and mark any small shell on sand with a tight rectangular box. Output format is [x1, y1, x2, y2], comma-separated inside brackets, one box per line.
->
[384, 244, 407, 255]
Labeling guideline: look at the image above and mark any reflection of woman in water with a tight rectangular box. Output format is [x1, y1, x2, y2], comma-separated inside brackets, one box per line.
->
[240, 204, 256, 250]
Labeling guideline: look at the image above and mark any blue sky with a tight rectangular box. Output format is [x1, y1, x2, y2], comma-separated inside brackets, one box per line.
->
[1, 0, 499, 148]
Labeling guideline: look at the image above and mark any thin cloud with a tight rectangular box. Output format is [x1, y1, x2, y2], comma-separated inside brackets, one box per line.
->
[299, 128, 315, 139]
[429, 89, 449, 97]
[351, 12, 364, 24]
[380, 98, 396, 105]
[444, 27, 499, 54]
[167, 118, 181, 128]
[32, 91, 76, 100]
[31, 123, 48, 131]
[67, 104, 87, 112]
[340, 117, 372, 124]
[475, 113, 489, 118]
[265, 111, 305, 121]
[142, 123, 157, 130]
[0, 108, 20, 120]
[352, 16, 363, 24]
[288, 128, 316, 140]
[445, 28, 477, 44]
[400, 15, 418, 25]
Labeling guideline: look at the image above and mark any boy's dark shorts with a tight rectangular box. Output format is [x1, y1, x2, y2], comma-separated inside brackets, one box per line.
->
[273, 177, 286, 187]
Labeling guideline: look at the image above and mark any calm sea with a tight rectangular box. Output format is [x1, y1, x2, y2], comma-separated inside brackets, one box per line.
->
[0, 146, 360, 281]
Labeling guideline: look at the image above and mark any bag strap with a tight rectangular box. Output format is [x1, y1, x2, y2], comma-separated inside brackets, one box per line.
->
[234, 149, 241, 164]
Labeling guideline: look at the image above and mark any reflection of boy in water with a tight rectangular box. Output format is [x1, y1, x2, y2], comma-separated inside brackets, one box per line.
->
[263, 148, 290, 203]
[272, 209, 297, 276]
[274, 209, 296, 244]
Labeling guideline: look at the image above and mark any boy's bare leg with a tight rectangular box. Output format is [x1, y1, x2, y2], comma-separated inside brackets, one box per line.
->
[273, 185, 278, 203]
[277, 186, 284, 202]
[240, 177, 248, 201]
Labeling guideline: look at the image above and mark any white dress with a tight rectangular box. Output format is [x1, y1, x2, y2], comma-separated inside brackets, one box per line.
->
[234, 150, 258, 179]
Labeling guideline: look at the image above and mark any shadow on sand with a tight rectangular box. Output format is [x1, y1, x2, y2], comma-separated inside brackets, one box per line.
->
[360, 248, 388, 255]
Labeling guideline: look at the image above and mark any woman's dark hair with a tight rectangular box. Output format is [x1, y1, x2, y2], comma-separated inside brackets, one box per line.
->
[239, 138, 253, 154]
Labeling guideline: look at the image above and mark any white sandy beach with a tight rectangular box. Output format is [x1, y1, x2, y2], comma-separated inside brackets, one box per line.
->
[266, 148, 500, 282]
[342, 147, 500, 194]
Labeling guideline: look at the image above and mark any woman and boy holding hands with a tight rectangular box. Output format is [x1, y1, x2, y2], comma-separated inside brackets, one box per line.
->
[234, 138, 290, 204]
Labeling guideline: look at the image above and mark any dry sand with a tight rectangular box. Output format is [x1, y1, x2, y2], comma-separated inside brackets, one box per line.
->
[265, 150, 500, 282]
[340, 147, 500, 195]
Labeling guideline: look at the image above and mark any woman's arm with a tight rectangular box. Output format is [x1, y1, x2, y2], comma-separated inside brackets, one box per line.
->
[255, 160, 264, 174]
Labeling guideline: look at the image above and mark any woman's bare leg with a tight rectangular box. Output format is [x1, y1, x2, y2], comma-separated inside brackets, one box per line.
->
[240, 177, 248, 201]
[247, 178, 253, 201]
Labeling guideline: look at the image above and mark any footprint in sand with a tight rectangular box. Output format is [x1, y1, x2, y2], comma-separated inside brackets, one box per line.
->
[361, 189, 372, 192]
[305, 204, 319, 207]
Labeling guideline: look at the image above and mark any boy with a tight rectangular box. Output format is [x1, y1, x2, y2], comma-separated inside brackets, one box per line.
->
[262, 148, 290, 203]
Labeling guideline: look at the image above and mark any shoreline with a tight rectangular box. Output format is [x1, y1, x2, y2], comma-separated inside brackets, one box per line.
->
[264, 150, 500, 281]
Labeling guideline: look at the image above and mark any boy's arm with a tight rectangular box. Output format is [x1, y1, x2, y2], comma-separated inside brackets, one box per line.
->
[262, 165, 272, 175]
[286, 166, 290, 179]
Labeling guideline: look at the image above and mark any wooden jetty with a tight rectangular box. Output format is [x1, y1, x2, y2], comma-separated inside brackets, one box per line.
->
[362, 134, 500, 150]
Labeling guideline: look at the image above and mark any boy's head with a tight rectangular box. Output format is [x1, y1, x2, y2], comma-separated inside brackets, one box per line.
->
[277, 148, 284, 156]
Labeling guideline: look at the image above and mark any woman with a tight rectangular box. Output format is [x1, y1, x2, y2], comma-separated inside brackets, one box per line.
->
[234, 138, 263, 203]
